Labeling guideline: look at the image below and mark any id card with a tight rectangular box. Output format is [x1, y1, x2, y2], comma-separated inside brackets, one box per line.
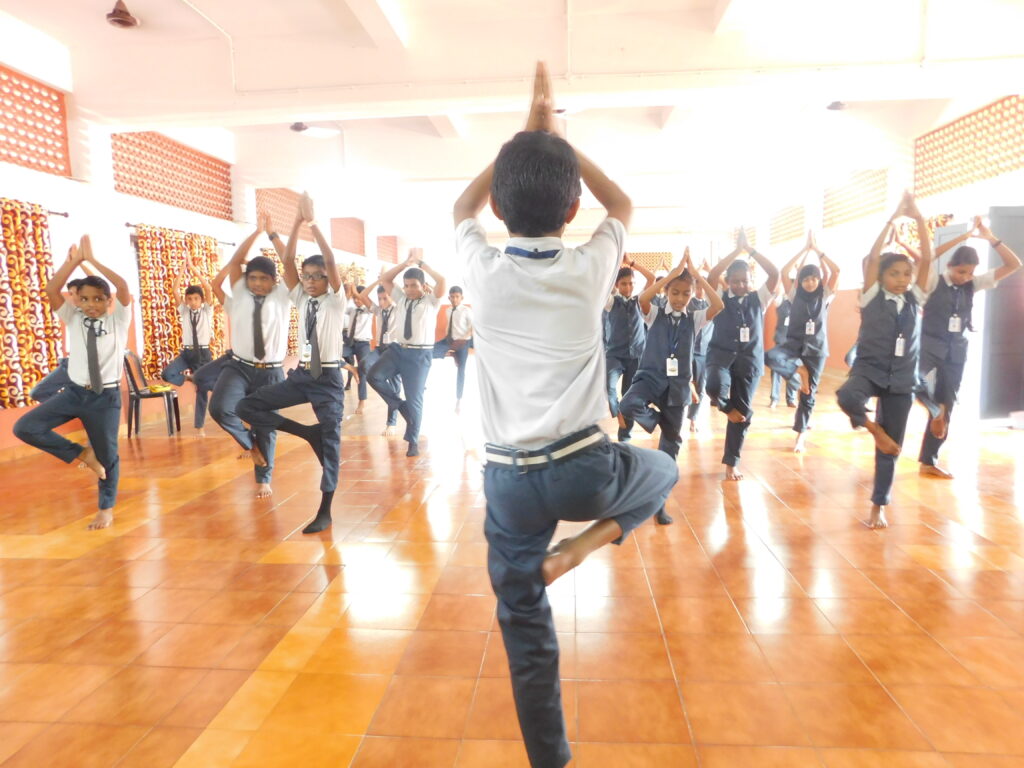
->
[894, 335, 906, 357]
[666, 357, 679, 377]
[948, 315, 962, 333]
[739, 326, 751, 343]
[783, 315, 790, 327]
[805, 320, 816, 335]
[301, 342, 312, 362]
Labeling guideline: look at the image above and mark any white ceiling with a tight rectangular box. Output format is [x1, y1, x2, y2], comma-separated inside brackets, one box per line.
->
[3, 0, 1024, 241]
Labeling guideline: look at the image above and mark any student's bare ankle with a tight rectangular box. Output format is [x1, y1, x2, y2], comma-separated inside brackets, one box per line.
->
[866, 505, 888, 529]
[87, 509, 113, 530]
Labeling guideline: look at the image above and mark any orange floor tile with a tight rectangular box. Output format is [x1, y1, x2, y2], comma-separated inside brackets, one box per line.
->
[2, 367, 1024, 766]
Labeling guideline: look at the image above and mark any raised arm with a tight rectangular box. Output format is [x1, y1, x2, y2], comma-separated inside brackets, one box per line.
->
[819, 251, 841, 293]
[355, 277, 380, 308]
[628, 258, 656, 291]
[865, 201, 901, 285]
[81, 235, 132, 307]
[300, 194, 342, 294]
[638, 253, 685, 315]
[902, 194, 932, 291]
[694, 253, 725, 322]
[748, 248, 780, 294]
[227, 224, 263, 289]
[780, 239, 810, 296]
[171, 273, 185, 307]
[381, 253, 417, 295]
[454, 163, 494, 226]
[46, 244, 82, 311]
[576, 150, 631, 230]
[934, 230, 972, 259]
[281, 212, 302, 293]
[262, 211, 286, 261]
[976, 217, 1022, 282]
[418, 260, 446, 298]
[707, 242, 744, 291]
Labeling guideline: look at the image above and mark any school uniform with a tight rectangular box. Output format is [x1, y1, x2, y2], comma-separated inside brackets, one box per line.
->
[367, 286, 440, 448]
[458, 215, 677, 768]
[161, 302, 215, 428]
[190, 351, 231, 428]
[767, 298, 801, 406]
[765, 286, 834, 433]
[30, 356, 71, 402]
[343, 303, 374, 402]
[208, 278, 291, 484]
[917, 270, 999, 466]
[706, 284, 772, 466]
[604, 292, 646, 439]
[237, 286, 347, 492]
[369, 302, 401, 427]
[14, 301, 131, 510]
[836, 282, 924, 506]
[620, 302, 709, 462]
[432, 303, 474, 399]
[687, 297, 711, 422]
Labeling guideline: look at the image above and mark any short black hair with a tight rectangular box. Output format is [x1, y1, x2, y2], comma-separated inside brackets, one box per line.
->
[948, 245, 979, 267]
[185, 285, 205, 300]
[301, 255, 325, 270]
[356, 285, 365, 293]
[667, 271, 694, 289]
[66, 278, 86, 291]
[449, 285, 463, 295]
[491, 131, 581, 237]
[79, 275, 111, 298]
[377, 285, 386, 294]
[404, 267, 425, 284]
[246, 256, 277, 278]
[616, 268, 633, 282]
[878, 251, 912, 280]
[726, 260, 749, 279]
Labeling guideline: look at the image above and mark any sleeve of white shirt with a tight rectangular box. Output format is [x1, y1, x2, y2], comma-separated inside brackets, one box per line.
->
[391, 285, 405, 305]
[859, 282, 880, 308]
[288, 283, 304, 307]
[424, 291, 440, 307]
[584, 217, 627, 293]
[973, 271, 999, 291]
[112, 299, 132, 334]
[644, 304, 659, 327]
[909, 285, 927, 304]
[692, 308, 710, 332]
[456, 218, 495, 294]
[604, 294, 615, 312]
[272, 282, 291, 308]
[57, 302, 77, 325]
[756, 284, 774, 312]
[923, 266, 940, 297]
[224, 278, 247, 311]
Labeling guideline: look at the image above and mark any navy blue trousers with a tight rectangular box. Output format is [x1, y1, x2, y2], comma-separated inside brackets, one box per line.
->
[619, 377, 684, 460]
[916, 349, 964, 466]
[343, 339, 372, 402]
[162, 347, 214, 429]
[368, 345, 431, 444]
[208, 360, 284, 484]
[705, 359, 761, 466]
[687, 353, 706, 421]
[433, 339, 470, 400]
[30, 357, 70, 402]
[190, 351, 231, 429]
[836, 374, 914, 506]
[606, 354, 639, 436]
[14, 383, 121, 509]
[237, 367, 344, 492]
[765, 346, 825, 434]
[485, 436, 677, 768]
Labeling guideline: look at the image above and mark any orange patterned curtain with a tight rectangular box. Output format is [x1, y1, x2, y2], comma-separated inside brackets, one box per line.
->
[135, 225, 226, 379]
[0, 198, 60, 408]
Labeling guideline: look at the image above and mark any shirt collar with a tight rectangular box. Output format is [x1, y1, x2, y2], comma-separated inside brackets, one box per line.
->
[882, 288, 906, 305]
[727, 290, 747, 301]
[505, 236, 564, 256]
[662, 304, 687, 317]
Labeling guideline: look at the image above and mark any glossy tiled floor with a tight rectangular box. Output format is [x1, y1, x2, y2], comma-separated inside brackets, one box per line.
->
[2, 363, 1024, 767]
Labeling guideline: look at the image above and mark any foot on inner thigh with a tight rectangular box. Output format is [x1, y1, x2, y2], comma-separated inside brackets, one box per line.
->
[726, 408, 746, 424]
[78, 445, 107, 480]
[87, 509, 113, 530]
[929, 404, 949, 440]
[724, 464, 743, 481]
[865, 505, 889, 529]
[865, 421, 900, 456]
[920, 463, 954, 479]
[255, 483, 273, 499]
[249, 444, 268, 467]
[541, 521, 621, 586]
[798, 367, 811, 395]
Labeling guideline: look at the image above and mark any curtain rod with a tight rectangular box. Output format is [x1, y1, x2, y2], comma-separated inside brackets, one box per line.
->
[47, 209, 69, 217]
[124, 222, 236, 247]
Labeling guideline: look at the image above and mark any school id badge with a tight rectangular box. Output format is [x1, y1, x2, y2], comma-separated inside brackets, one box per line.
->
[948, 315, 961, 333]
[739, 326, 751, 343]
[805, 320, 816, 335]
[301, 342, 312, 362]
[894, 335, 906, 357]
[666, 356, 679, 377]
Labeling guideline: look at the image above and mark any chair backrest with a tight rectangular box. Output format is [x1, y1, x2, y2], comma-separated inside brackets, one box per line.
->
[123, 351, 146, 394]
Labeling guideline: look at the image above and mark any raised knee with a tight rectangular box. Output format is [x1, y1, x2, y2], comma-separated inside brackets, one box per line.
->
[12, 417, 32, 442]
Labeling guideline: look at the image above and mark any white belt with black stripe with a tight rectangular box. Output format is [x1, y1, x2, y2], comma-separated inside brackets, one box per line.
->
[484, 427, 605, 474]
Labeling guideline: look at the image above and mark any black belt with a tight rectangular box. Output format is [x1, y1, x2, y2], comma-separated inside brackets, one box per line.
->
[80, 381, 120, 391]
[232, 355, 283, 369]
[485, 425, 605, 475]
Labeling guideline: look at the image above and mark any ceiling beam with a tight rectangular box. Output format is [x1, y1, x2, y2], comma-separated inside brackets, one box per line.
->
[709, 0, 736, 32]
[425, 115, 465, 139]
[343, 0, 407, 48]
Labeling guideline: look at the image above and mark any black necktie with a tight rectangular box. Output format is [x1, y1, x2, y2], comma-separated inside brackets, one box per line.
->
[306, 300, 321, 379]
[380, 308, 391, 344]
[404, 299, 419, 341]
[84, 317, 103, 391]
[445, 306, 455, 342]
[349, 307, 359, 341]
[253, 295, 266, 360]
[189, 310, 200, 349]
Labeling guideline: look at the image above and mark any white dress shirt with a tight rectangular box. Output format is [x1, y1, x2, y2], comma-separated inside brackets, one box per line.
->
[178, 303, 213, 347]
[371, 303, 398, 345]
[923, 269, 998, 297]
[345, 304, 375, 342]
[728, 284, 774, 314]
[443, 304, 474, 341]
[58, 301, 131, 387]
[391, 286, 440, 346]
[290, 285, 347, 362]
[644, 302, 710, 333]
[459, 216, 626, 449]
[223, 278, 291, 362]
[859, 282, 926, 312]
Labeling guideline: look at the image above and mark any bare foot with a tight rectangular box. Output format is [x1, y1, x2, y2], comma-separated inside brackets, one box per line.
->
[768, 399, 778, 410]
[726, 408, 746, 424]
[920, 463, 954, 479]
[724, 464, 743, 481]
[689, 419, 697, 434]
[87, 509, 113, 530]
[237, 451, 249, 460]
[864, 421, 900, 456]
[249, 445, 268, 467]
[455, 400, 462, 415]
[617, 412, 627, 430]
[354, 402, 365, 415]
[865, 505, 889, 529]
[929, 405, 948, 440]
[794, 433, 807, 453]
[192, 428, 206, 439]
[798, 366, 811, 395]
[381, 425, 397, 437]
[78, 446, 106, 480]
[255, 483, 273, 499]
[541, 521, 621, 586]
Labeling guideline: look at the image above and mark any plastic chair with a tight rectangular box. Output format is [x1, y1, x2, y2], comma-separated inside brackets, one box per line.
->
[124, 351, 180, 437]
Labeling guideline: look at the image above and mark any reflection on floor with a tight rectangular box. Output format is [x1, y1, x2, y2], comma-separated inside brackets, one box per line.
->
[1, 363, 1023, 767]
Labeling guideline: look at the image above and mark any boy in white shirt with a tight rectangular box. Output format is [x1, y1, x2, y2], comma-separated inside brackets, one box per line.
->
[453, 63, 677, 768]
[432, 285, 474, 412]
[208, 221, 292, 499]
[366, 252, 446, 456]
[342, 284, 374, 414]
[238, 195, 350, 534]
[356, 282, 401, 434]
[15, 235, 133, 530]
[161, 266, 216, 430]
